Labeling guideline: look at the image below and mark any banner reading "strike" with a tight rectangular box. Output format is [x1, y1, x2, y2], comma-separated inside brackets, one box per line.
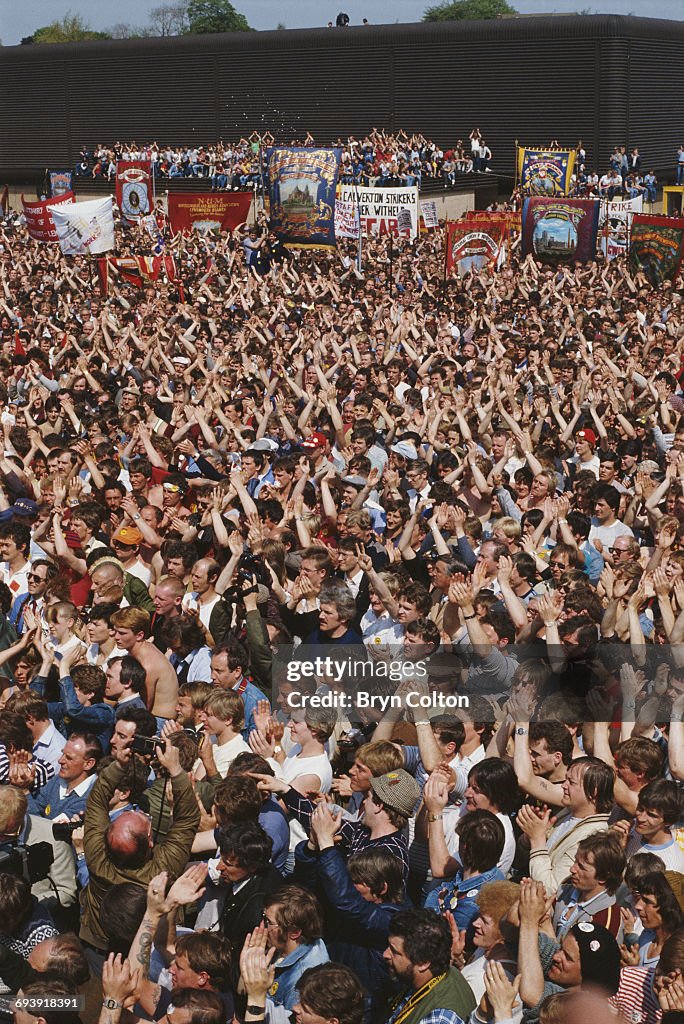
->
[337, 185, 419, 239]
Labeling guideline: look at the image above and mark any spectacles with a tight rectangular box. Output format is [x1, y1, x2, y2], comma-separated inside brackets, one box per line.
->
[27, 573, 47, 582]
[609, 547, 629, 554]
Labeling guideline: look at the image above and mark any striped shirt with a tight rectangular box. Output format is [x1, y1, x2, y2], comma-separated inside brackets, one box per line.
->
[0, 743, 54, 795]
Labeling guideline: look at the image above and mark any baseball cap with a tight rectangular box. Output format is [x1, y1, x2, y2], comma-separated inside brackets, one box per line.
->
[111, 525, 143, 546]
[300, 431, 328, 451]
[10, 498, 38, 518]
[369, 769, 420, 818]
[391, 441, 418, 461]
[575, 428, 597, 446]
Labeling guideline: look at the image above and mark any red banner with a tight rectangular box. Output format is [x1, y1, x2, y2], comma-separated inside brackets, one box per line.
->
[97, 255, 177, 295]
[22, 192, 74, 242]
[116, 161, 152, 222]
[167, 192, 252, 234]
[446, 217, 507, 276]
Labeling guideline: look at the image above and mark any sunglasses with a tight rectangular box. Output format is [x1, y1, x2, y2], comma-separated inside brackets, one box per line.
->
[27, 572, 47, 582]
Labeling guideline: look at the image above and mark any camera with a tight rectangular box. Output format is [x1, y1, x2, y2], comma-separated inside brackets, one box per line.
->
[0, 842, 54, 884]
[131, 734, 161, 757]
[52, 820, 83, 843]
[237, 552, 269, 588]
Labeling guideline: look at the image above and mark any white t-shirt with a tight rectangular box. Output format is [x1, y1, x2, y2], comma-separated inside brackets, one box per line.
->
[588, 519, 634, 548]
[281, 750, 333, 852]
[213, 733, 250, 778]
[444, 808, 516, 875]
[626, 829, 684, 872]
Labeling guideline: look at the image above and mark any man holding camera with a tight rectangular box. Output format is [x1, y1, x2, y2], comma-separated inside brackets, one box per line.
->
[79, 735, 200, 953]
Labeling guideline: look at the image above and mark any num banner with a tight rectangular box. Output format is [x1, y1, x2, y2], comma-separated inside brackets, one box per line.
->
[22, 192, 74, 242]
[97, 254, 177, 295]
[337, 185, 419, 239]
[599, 195, 643, 260]
[51, 197, 115, 255]
[518, 147, 575, 197]
[446, 217, 507, 276]
[116, 160, 152, 222]
[167, 192, 252, 235]
[49, 171, 73, 198]
[267, 147, 342, 248]
[630, 214, 684, 286]
[521, 197, 600, 263]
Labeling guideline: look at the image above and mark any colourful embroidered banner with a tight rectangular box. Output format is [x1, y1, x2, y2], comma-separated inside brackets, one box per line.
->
[521, 197, 600, 263]
[446, 217, 507, 276]
[337, 185, 419, 239]
[267, 147, 341, 248]
[167, 192, 252, 235]
[629, 214, 684, 285]
[49, 171, 73, 198]
[518, 147, 575, 197]
[599, 194, 643, 260]
[22, 192, 74, 242]
[116, 160, 152, 222]
[51, 197, 115, 255]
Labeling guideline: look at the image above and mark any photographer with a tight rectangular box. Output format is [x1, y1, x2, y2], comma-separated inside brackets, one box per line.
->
[79, 736, 200, 953]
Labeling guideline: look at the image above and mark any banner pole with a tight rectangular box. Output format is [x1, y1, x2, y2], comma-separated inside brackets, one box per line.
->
[389, 233, 393, 298]
[514, 139, 519, 193]
[438, 218, 449, 314]
[353, 174, 363, 274]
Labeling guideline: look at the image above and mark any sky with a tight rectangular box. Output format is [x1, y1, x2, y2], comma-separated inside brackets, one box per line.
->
[0, 0, 682, 43]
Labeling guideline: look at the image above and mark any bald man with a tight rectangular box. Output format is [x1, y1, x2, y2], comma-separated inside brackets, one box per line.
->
[81, 737, 199, 952]
[90, 559, 155, 615]
[183, 558, 231, 645]
[152, 576, 185, 651]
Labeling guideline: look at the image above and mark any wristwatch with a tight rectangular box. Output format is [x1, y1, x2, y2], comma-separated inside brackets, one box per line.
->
[427, 812, 443, 822]
[132, 513, 141, 521]
[516, 727, 528, 735]
[102, 999, 123, 1011]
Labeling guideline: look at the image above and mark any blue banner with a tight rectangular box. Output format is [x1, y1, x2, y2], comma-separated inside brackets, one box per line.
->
[49, 170, 73, 198]
[518, 147, 575, 197]
[267, 147, 341, 248]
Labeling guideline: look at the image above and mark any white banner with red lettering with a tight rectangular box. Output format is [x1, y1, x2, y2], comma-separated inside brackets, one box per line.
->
[599, 194, 644, 259]
[338, 185, 419, 239]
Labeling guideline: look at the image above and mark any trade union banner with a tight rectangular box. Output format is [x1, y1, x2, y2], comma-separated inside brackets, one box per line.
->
[116, 160, 152, 222]
[267, 147, 342, 248]
[167, 192, 253, 235]
[338, 185, 419, 239]
[97, 254, 177, 294]
[49, 171, 73, 198]
[521, 197, 600, 263]
[518, 147, 576, 197]
[599, 194, 643, 259]
[51, 197, 115, 255]
[22, 192, 74, 242]
[629, 213, 684, 285]
[446, 216, 507, 276]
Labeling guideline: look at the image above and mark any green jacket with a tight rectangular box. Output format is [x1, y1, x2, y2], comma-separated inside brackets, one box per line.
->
[124, 573, 155, 614]
[387, 967, 476, 1024]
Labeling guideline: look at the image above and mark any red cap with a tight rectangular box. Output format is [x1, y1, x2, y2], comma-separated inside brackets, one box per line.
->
[576, 428, 597, 446]
[300, 431, 328, 451]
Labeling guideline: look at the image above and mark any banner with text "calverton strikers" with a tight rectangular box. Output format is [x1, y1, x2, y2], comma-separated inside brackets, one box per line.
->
[337, 185, 419, 239]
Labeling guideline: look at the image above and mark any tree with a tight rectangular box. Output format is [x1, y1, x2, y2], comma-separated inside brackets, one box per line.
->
[423, 0, 516, 20]
[185, 0, 252, 33]
[107, 22, 152, 38]
[29, 13, 111, 43]
[149, 3, 190, 36]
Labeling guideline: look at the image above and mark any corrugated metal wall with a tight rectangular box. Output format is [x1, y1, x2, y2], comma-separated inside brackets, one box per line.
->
[0, 15, 682, 178]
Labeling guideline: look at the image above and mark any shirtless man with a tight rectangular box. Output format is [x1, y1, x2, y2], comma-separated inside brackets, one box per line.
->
[110, 607, 178, 724]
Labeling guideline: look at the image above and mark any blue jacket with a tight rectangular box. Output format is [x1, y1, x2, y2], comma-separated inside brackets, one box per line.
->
[270, 939, 329, 1010]
[30, 674, 114, 751]
[293, 842, 409, 999]
[27, 774, 95, 820]
[424, 866, 504, 941]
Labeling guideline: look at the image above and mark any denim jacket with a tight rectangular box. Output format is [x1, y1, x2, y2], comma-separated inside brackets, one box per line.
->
[269, 939, 329, 1010]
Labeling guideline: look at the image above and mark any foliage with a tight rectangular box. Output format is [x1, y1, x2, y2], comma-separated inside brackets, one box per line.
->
[423, 0, 516, 21]
[27, 13, 111, 43]
[185, 0, 252, 33]
[149, 3, 190, 36]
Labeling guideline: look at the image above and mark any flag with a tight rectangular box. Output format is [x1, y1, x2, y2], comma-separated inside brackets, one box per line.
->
[630, 214, 684, 286]
[22, 192, 74, 242]
[116, 160, 152, 222]
[49, 171, 73, 198]
[51, 197, 115, 255]
[446, 216, 508, 276]
[521, 197, 600, 264]
[97, 254, 177, 295]
[167, 192, 252, 235]
[518, 147, 576, 197]
[267, 147, 342, 248]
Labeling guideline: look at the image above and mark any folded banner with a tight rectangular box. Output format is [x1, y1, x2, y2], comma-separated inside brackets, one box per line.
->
[630, 214, 684, 286]
[446, 217, 507, 276]
[267, 147, 342, 248]
[599, 194, 643, 260]
[51, 197, 115, 255]
[167, 192, 252, 235]
[97, 254, 177, 294]
[49, 171, 73, 198]
[338, 185, 419, 239]
[518, 147, 575, 197]
[116, 160, 152, 222]
[334, 197, 360, 239]
[22, 192, 74, 243]
[521, 197, 600, 263]
[421, 200, 439, 230]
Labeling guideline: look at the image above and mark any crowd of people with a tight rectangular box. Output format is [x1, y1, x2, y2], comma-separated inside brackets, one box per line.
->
[0, 181, 682, 1024]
